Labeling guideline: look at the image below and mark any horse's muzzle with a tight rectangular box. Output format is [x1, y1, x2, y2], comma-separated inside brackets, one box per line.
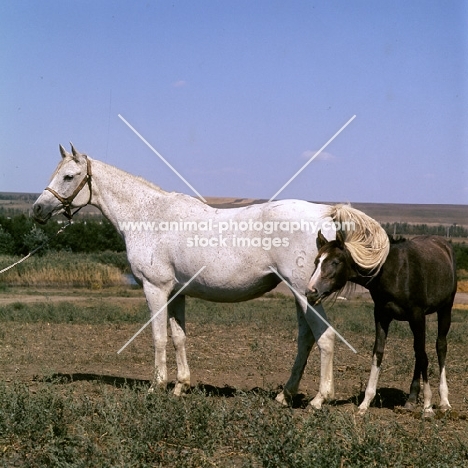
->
[32, 202, 51, 224]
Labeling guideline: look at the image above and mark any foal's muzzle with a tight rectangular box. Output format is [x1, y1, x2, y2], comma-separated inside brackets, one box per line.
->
[306, 288, 328, 305]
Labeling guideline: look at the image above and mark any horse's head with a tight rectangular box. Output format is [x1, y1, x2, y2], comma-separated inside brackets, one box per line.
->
[33, 144, 92, 223]
[306, 230, 353, 305]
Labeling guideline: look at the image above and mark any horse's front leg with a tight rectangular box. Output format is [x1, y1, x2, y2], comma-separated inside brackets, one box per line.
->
[143, 281, 169, 393]
[168, 295, 191, 396]
[276, 303, 315, 406]
[358, 314, 390, 415]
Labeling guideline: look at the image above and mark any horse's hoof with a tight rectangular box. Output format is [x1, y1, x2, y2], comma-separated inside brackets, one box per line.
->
[423, 408, 435, 418]
[403, 401, 418, 412]
[356, 407, 368, 417]
[309, 394, 325, 410]
[438, 404, 452, 413]
[275, 391, 291, 407]
[173, 382, 190, 397]
[148, 381, 167, 394]
[436, 407, 458, 420]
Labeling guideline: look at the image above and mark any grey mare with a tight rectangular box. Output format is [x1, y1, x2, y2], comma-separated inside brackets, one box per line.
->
[33, 144, 341, 407]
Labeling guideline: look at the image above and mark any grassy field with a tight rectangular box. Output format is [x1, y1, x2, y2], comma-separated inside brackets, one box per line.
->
[0, 293, 467, 467]
[0, 252, 129, 289]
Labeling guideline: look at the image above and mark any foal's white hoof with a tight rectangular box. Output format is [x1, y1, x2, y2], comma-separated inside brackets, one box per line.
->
[356, 407, 368, 417]
[275, 391, 290, 407]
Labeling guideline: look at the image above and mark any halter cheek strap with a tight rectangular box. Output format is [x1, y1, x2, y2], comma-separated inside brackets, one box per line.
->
[45, 157, 92, 220]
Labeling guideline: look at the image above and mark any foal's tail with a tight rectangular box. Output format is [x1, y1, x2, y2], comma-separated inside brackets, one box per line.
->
[327, 203, 390, 277]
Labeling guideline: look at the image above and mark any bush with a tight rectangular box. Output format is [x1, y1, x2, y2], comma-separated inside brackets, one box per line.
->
[453, 242, 468, 271]
[0, 214, 125, 255]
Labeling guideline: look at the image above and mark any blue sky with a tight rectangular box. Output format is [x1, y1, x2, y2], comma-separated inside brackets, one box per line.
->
[1, 1, 467, 204]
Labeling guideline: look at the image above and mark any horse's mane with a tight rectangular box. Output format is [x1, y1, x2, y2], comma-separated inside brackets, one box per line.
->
[53, 155, 168, 194]
[327, 203, 390, 277]
[96, 157, 167, 194]
[134, 174, 166, 193]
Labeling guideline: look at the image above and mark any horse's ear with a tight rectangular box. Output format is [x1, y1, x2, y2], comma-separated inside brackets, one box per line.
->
[70, 142, 79, 158]
[336, 229, 345, 247]
[59, 144, 70, 159]
[69, 142, 86, 161]
[316, 229, 329, 250]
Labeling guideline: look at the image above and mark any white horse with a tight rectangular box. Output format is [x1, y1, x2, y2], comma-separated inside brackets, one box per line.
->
[33, 144, 338, 408]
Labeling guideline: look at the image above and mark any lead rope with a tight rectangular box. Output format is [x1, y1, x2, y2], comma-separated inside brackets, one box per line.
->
[0, 221, 72, 275]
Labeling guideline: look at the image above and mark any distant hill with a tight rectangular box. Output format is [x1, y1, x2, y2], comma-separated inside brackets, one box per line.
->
[2, 192, 467, 227]
[205, 197, 468, 227]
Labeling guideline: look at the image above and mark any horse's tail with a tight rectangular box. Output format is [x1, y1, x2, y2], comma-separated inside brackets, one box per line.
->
[327, 203, 390, 277]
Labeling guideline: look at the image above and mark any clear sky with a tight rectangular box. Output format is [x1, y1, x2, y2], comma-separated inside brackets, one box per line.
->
[1, 1, 467, 204]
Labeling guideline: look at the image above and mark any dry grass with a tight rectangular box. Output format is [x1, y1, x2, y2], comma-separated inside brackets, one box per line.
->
[0, 252, 126, 288]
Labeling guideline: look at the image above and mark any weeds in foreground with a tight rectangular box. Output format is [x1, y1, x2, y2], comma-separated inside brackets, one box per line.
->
[0, 381, 467, 468]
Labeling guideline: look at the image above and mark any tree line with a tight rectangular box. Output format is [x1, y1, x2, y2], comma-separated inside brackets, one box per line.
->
[0, 213, 125, 256]
[0, 213, 467, 271]
[381, 222, 468, 238]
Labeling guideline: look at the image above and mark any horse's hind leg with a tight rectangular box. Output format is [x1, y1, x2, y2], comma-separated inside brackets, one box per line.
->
[436, 305, 452, 412]
[407, 314, 433, 416]
[168, 295, 191, 396]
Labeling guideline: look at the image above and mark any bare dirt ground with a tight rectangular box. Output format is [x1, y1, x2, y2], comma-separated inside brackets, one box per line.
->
[1, 285, 467, 427]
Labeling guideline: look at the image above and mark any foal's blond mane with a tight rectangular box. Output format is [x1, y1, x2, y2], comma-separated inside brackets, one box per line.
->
[327, 203, 390, 277]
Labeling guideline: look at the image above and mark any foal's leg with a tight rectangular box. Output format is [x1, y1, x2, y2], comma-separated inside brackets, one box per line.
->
[143, 281, 169, 393]
[407, 314, 433, 416]
[436, 305, 452, 412]
[358, 313, 391, 415]
[306, 301, 335, 409]
[168, 295, 191, 396]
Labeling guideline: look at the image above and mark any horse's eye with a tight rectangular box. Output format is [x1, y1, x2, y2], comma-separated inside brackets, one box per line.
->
[331, 259, 340, 266]
[64, 174, 74, 182]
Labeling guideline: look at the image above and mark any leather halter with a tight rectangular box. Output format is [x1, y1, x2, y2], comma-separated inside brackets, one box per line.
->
[45, 157, 92, 220]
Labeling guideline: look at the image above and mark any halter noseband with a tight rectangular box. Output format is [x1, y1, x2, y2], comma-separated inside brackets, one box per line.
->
[45, 157, 92, 220]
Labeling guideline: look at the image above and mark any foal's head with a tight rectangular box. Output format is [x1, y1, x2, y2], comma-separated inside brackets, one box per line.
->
[306, 230, 354, 305]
